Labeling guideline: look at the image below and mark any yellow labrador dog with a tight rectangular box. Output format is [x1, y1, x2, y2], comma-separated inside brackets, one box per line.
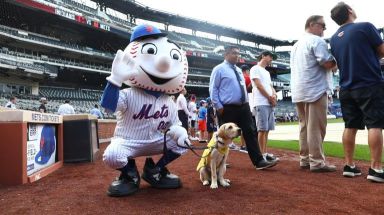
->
[196, 122, 241, 189]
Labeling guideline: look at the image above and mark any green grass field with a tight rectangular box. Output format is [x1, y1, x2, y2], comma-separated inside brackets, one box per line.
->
[276, 118, 344, 126]
[233, 138, 381, 162]
[232, 118, 382, 162]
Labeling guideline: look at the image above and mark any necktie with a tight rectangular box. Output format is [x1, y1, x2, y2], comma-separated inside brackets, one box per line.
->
[232, 66, 246, 103]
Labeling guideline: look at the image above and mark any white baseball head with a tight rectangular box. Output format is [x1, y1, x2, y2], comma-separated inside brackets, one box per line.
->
[123, 25, 188, 94]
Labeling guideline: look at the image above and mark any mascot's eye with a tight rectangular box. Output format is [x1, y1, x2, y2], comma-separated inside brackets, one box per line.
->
[141, 43, 157, 55]
[170, 49, 182, 62]
[228, 125, 233, 129]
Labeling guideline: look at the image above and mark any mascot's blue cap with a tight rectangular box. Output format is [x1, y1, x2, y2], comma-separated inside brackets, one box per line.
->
[130, 24, 167, 42]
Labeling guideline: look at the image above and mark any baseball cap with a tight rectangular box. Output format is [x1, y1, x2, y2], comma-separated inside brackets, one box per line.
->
[35, 125, 56, 165]
[258, 50, 277, 60]
[130, 24, 167, 42]
[40, 97, 47, 102]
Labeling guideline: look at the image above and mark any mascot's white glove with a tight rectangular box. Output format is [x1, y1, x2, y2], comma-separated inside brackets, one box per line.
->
[168, 125, 191, 147]
[107, 50, 135, 87]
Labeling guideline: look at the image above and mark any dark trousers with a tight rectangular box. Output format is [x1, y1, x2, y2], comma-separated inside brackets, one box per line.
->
[178, 110, 189, 131]
[218, 103, 263, 165]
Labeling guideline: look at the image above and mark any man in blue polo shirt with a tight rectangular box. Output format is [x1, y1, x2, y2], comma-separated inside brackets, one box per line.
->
[330, 2, 384, 182]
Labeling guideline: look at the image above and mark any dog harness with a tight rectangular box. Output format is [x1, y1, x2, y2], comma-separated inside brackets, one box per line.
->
[196, 135, 228, 171]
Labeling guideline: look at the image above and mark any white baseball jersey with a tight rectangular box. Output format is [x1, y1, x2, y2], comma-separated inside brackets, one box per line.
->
[103, 87, 187, 169]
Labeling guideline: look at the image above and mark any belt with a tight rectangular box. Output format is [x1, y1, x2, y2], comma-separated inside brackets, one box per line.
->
[223, 102, 249, 108]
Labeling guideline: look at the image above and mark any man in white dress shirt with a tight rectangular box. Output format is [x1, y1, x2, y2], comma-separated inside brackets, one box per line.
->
[57, 100, 75, 115]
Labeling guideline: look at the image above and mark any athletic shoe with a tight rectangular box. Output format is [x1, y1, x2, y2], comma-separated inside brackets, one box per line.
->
[367, 168, 384, 183]
[299, 161, 310, 169]
[189, 136, 199, 141]
[265, 153, 280, 162]
[239, 146, 248, 153]
[141, 157, 182, 189]
[310, 164, 337, 173]
[255, 159, 277, 170]
[342, 165, 362, 177]
[107, 164, 140, 197]
[229, 143, 240, 150]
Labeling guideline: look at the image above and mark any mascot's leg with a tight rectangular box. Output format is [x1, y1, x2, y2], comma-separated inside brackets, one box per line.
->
[107, 159, 140, 197]
[141, 150, 182, 189]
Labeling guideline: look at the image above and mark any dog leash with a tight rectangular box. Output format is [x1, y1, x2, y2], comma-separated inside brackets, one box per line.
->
[163, 129, 211, 159]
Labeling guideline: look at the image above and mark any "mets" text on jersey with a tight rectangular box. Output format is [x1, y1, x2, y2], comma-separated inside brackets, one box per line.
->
[132, 104, 169, 120]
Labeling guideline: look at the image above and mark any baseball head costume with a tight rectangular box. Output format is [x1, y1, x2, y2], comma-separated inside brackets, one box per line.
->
[122, 24, 188, 94]
[100, 24, 191, 197]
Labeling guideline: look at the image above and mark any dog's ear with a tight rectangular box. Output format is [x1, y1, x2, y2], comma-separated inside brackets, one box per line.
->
[217, 125, 226, 138]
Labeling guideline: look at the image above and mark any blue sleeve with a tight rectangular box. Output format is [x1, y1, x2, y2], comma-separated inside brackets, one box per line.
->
[364, 22, 383, 48]
[100, 82, 119, 112]
[209, 67, 223, 110]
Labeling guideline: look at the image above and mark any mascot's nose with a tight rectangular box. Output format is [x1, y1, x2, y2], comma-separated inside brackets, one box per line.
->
[156, 56, 170, 73]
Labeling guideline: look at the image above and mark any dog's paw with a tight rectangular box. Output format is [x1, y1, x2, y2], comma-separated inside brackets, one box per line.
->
[224, 179, 231, 184]
[202, 180, 210, 186]
[220, 180, 230, 187]
[210, 182, 218, 189]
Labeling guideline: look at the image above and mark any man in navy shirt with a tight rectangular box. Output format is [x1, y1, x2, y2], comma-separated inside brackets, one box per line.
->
[330, 2, 384, 182]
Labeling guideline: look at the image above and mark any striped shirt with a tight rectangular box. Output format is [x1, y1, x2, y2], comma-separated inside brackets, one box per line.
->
[114, 88, 180, 143]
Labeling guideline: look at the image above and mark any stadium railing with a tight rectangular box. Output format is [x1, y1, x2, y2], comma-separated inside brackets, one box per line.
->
[0, 25, 115, 60]
[0, 47, 111, 74]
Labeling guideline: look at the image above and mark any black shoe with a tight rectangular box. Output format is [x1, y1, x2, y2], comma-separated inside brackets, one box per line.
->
[141, 157, 182, 189]
[367, 168, 384, 183]
[107, 170, 140, 197]
[343, 165, 362, 177]
[265, 153, 280, 162]
[255, 159, 277, 170]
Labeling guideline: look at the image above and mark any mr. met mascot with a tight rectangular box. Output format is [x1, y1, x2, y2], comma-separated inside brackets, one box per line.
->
[101, 24, 190, 197]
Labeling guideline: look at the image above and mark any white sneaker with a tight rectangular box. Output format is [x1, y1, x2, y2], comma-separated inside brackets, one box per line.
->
[189, 136, 199, 141]
[229, 143, 240, 150]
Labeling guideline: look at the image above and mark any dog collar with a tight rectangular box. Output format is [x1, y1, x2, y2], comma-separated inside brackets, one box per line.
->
[214, 134, 228, 155]
[215, 134, 225, 146]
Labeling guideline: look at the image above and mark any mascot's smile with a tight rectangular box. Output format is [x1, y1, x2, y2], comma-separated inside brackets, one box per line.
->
[140, 66, 175, 85]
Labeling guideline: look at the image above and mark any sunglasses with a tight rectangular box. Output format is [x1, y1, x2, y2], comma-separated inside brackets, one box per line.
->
[315, 22, 326, 30]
